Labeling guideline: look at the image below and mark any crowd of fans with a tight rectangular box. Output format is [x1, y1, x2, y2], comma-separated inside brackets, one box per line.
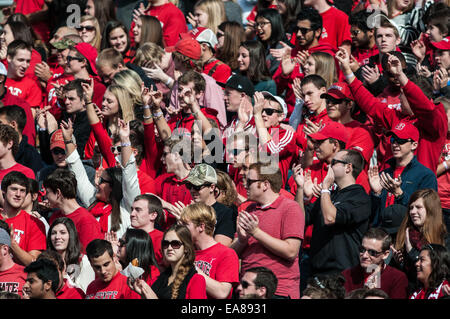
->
[0, 0, 449, 300]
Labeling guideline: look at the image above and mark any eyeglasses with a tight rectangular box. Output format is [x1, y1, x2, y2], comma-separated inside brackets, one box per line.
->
[186, 183, 211, 191]
[111, 146, 122, 153]
[390, 136, 412, 145]
[51, 148, 65, 155]
[228, 148, 246, 156]
[76, 25, 95, 32]
[262, 108, 283, 116]
[359, 246, 383, 257]
[331, 159, 349, 166]
[99, 177, 113, 185]
[246, 178, 263, 186]
[66, 55, 84, 63]
[296, 27, 313, 35]
[255, 21, 271, 29]
[161, 239, 183, 250]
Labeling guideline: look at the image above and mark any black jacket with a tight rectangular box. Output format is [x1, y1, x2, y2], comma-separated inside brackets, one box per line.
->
[15, 135, 45, 175]
[305, 184, 371, 276]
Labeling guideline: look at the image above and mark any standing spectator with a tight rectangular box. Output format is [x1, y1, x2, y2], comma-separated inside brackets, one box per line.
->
[231, 162, 304, 299]
[0, 171, 45, 266]
[184, 164, 236, 246]
[85, 239, 141, 299]
[295, 149, 371, 276]
[129, 225, 208, 299]
[45, 169, 103, 253]
[342, 228, 409, 299]
[0, 227, 27, 297]
[236, 266, 278, 299]
[179, 202, 239, 299]
[22, 259, 59, 299]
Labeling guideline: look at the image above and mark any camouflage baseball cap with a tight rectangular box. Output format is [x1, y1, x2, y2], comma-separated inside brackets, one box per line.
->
[51, 39, 76, 50]
[185, 164, 217, 186]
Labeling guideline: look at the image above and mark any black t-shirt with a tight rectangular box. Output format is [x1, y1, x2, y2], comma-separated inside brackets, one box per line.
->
[212, 201, 236, 240]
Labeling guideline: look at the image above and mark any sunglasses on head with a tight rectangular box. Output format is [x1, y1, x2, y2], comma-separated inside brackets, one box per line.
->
[76, 25, 95, 32]
[51, 148, 65, 155]
[390, 136, 412, 145]
[111, 146, 122, 153]
[161, 239, 183, 250]
[186, 183, 211, 191]
[359, 246, 383, 257]
[66, 55, 84, 63]
[262, 108, 282, 116]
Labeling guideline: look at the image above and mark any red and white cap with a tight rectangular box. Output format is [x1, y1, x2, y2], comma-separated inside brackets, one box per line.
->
[189, 27, 218, 51]
[320, 82, 354, 101]
[387, 122, 419, 142]
[309, 121, 350, 144]
[430, 36, 450, 51]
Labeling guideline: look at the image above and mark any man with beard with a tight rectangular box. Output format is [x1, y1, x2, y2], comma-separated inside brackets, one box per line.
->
[349, 9, 378, 67]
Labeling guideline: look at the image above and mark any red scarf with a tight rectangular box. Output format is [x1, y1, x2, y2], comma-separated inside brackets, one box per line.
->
[89, 201, 111, 235]
[408, 227, 428, 251]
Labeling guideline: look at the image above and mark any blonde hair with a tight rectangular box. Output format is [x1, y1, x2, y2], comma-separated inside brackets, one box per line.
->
[107, 84, 135, 123]
[215, 170, 238, 207]
[311, 52, 338, 88]
[194, 0, 226, 33]
[134, 42, 165, 67]
[80, 15, 101, 51]
[180, 203, 217, 236]
[111, 69, 143, 107]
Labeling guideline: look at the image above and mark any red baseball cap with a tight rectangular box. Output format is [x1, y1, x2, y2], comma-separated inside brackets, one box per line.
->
[430, 36, 450, 51]
[387, 122, 419, 142]
[74, 42, 98, 76]
[321, 82, 354, 101]
[166, 37, 201, 60]
[309, 121, 350, 144]
[50, 129, 65, 150]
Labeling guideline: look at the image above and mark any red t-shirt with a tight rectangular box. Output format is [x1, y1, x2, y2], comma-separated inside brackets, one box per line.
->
[410, 280, 449, 299]
[137, 169, 156, 195]
[319, 6, 352, 51]
[438, 137, 450, 209]
[0, 163, 35, 182]
[85, 271, 141, 299]
[202, 59, 231, 85]
[2, 91, 36, 146]
[344, 120, 376, 166]
[56, 279, 86, 299]
[0, 210, 46, 253]
[194, 242, 239, 299]
[0, 263, 27, 296]
[49, 207, 103, 253]
[149, 229, 164, 266]
[240, 196, 304, 299]
[5, 77, 43, 109]
[129, 3, 188, 47]
[14, 0, 50, 43]
[352, 45, 379, 66]
[185, 273, 207, 299]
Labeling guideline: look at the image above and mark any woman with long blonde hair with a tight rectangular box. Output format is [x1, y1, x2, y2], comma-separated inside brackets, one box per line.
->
[78, 15, 102, 51]
[128, 224, 207, 299]
[304, 51, 338, 89]
[187, 0, 226, 33]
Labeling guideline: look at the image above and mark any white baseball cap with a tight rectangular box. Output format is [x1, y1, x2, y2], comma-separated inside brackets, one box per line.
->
[189, 27, 218, 51]
[261, 91, 288, 120]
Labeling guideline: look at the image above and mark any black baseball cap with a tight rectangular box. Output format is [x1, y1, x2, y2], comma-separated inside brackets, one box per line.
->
[220, 74, 255, 97]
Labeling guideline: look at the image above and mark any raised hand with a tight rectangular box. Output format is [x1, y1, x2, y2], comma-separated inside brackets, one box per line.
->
[386, 53, 403, 78]
[60, 118, 74, 141]
[149, 87, 163, 109]
[281, 53, 297, 76]
[292, 78, 303, 101]
[117, 118, 130, 141]
[335, 47, 351, 73]
[433, 67, 449, 91]
[253, 91, 265, 115]
[362, 65, 380, 84]
[410, 39, 426, 62]
[81, 78, 94, 103]
[368, 165, 383, 195]
[187, 12, 198, 28]
[380, 171, 403, 197]
[237, 96, 252, 124]
[303, 119, 322, 136]
[296, 50, 310, 67]
[34, 62, 52, 82]
[269, 41, 292, 61]
[322, 165, 335, 190]
[292, 163, 305, 188]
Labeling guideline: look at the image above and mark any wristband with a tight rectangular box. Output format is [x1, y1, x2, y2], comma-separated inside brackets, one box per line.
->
[165, 77, 173, 86]
[152, 111, 163, 118]
[321, 189, 331, 194]
[143, 114, 152, 120]
[345, 72, 355, 80]
[121, 142, 131, 147]
[142, 105, 150, 109]
[444, 161, 449, 171]
[38, 127, 47, 132]
[64, 139, 74, 145]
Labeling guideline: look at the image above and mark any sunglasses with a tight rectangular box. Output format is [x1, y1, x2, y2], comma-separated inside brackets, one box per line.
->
[331, 159, 348, 166]
[111, 146, 122, 153]
[99, 177, 112, 185]
[262, 108, 283, 116]
[186, 183, 211, 191]
[390, 136, 412, 145]
[240, 280, 253, 289]
[295, 27, 313, 35]
[246, 178, 263, 187]
[359, 246, 383, 257]
[51, 148, 65, 155]
[326, 98, 346, 105]
[161, 239, 183, 250]
[76, 25, 95, 32]
[66, 55, 84, 63]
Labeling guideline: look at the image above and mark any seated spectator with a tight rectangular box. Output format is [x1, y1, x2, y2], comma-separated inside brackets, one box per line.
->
[342, 228, 409, 299]
[23, 259, 59, 299]
[236, 266, 278, 299]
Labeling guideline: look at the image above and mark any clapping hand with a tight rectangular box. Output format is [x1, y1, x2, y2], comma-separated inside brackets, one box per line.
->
[368, 165, 383, 195]
[379, 171, 402, 197]
[269, 41, 292, 61]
